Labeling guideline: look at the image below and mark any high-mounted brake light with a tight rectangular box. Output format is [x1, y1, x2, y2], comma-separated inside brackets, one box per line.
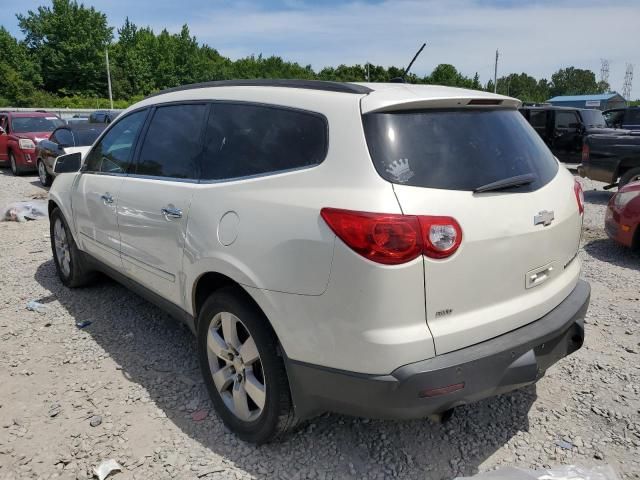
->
[574, 180, 584, 215]
[320, 208, 462, 265]
[467, 99, 503, 106]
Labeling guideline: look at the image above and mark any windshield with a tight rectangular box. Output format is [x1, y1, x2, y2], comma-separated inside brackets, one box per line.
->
[363, 109, 558, 192]
[75, 127, 105, 146]
[12, 116, 64, 133]
[580, 109, 606, 128]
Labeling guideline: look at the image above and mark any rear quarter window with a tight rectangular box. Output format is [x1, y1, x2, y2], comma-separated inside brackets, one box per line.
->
[363, 109, 559, 192]
[200, 103, 328, 181]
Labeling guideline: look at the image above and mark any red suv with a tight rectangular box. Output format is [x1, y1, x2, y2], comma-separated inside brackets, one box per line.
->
[0, 112, 65, 175]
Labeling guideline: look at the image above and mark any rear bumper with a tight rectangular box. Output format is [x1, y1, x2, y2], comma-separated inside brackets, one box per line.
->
[605, 204, 635, 248]
[286, 279, 590, 420]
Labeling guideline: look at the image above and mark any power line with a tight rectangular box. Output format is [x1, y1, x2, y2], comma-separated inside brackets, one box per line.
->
[622, 63, 634, 101]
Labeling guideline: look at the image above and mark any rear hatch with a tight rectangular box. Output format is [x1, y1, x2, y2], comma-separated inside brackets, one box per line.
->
[362, 105, 583, 354]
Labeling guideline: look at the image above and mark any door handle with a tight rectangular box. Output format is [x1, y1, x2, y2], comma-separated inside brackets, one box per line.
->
[161, 206, 183, 219]
[101, 193, 114, 205]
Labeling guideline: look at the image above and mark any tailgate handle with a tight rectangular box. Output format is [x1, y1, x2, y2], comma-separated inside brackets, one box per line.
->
[526, 266, 553, 289]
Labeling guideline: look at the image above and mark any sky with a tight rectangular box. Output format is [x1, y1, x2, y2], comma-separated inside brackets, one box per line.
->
[3, 0, 639, 99]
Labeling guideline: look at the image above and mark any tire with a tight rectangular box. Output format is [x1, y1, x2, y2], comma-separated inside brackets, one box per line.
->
[9, 151, 21, 176]
[197, 287, 298, 444]
[49, 208, 94, 288]
[619, 167, 640, 188]
[38, 159, 52, 187]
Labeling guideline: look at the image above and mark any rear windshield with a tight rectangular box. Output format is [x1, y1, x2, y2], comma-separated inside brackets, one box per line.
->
[579, 109, 606, 127]
[12, 116, 64, 133]
[363, 109, 559, 192]
[75, 127, 104, 146]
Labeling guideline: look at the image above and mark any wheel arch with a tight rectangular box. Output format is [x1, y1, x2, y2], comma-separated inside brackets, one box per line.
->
[191, 272, 280, 343]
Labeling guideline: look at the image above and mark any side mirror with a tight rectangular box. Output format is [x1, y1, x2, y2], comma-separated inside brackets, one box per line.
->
[53, 152, 82, 174]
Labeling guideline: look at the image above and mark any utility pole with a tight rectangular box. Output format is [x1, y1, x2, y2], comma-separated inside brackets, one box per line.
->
[493, 49, 499, 93]
[366, 63, 370, 82]
[105, 48, 113, 110]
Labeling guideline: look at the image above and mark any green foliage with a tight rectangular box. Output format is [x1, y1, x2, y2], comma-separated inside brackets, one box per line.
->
[2, 1, 628, 109]
[17, 0, 112, 95]
[549, 67, 604, 97]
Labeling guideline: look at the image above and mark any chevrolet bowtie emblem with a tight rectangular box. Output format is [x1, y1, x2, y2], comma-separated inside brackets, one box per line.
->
[534, 210, 554, 227]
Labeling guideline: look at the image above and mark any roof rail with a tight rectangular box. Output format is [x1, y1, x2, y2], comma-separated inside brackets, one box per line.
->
[146, 79, 373, 99]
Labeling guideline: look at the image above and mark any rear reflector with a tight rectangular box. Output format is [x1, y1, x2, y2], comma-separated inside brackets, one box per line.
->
[320, 208, 462, 264]
[467, 99, 503, 106]
[574, 180, 584, 215]
[582, 143, 589, 162]
[419, 382, 465, 398]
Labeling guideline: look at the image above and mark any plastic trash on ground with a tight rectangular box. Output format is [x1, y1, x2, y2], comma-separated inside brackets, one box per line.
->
[2, 200, 48, 222]
[93, 459, 122, 480]
[26, 300, 47, 313]
[455, 465, 619, 480]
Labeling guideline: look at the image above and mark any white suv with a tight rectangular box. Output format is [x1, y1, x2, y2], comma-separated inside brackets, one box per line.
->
[48, 80, 590, 443]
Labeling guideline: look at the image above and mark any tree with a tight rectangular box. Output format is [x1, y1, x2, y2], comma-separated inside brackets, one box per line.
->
[17, 0, 113, 96]
[550, 67, 602, 97]
[0, 27, 42, 105]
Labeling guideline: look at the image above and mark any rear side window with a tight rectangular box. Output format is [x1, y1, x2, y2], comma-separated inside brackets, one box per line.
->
[625, 109, 640, 124]
[84, 110, 147, 174]
[52, 129, 74, 146]
[528, 110, 547, 129]
[136, 104, 207, 179]
[555, 111, 579, 129]
[363, 109, 559, 192]
[201, 103, 327, 181]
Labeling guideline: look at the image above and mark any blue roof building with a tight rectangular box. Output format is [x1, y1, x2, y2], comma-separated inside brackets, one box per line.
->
[546, 92, 626, 110]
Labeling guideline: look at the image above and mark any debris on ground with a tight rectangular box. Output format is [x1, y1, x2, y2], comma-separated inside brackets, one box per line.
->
[191, 409, 208, 422]
[89, 415, 102, 427]
[93, 459, 122, 480]
[2, 200, 48, 222]
[75, 320, 92, 328]
[26, 300, 47, 313]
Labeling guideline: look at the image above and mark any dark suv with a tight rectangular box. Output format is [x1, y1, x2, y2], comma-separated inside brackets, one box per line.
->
[520, 106, 618, 163]
[603, 106, 640, 131]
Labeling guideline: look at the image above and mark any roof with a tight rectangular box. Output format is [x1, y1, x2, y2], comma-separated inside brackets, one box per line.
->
[148, 79, 373, 98]
[54, 123, 107, 133]
[1, 111, 60, 118]
[547, 92, 623, 102]
[132, 80, 519, 116]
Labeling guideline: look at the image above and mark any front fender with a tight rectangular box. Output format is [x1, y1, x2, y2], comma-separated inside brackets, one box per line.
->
[48, 172, 80, 244]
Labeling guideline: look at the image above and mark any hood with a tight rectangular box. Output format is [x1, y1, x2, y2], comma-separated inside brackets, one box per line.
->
[585, 126, 624, 135]
[16, 131, 52, 144]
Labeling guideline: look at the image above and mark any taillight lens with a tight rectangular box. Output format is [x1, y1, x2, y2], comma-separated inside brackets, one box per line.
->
[574, 180, 584, 215]
[419, 216, 463, 259]
[320, 208, 462, 264]
[582, 143, 589, 162]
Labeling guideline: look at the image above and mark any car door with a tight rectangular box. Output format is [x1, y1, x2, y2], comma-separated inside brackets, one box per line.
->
[71, 109, 148, 270]
[117, 103, 207, 307]
[0, 115, 9, 162]
[552, 110, 581, 162]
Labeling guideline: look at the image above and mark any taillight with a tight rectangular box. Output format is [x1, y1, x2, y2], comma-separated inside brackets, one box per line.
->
[320, 208, 462, 265]
[574, 180, 584, 215]
[582, 143, 589, 162]
[419, 216, 463, 259]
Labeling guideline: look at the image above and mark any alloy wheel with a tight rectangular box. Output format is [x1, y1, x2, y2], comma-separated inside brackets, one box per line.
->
[53, 218, 71, 278]
[206, 312, 266, 422]
[38, 161, 47, 185]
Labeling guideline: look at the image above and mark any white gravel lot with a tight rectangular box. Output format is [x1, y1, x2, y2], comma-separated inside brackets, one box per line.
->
[0, 168, 638, 480]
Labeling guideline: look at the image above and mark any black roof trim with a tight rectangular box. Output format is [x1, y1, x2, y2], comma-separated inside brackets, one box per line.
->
[146, 79, 373, 99]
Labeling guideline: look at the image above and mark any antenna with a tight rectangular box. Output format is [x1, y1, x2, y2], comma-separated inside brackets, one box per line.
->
[403, 42, 426, 79]
[600, 59, 610, 85]
[622, 63, 634, 102]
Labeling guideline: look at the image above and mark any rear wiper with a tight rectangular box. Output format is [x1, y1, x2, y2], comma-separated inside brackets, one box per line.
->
[473, 173, 536, 193]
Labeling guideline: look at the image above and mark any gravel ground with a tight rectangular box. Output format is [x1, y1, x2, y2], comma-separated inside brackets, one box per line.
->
[0, 168, 638, 480]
